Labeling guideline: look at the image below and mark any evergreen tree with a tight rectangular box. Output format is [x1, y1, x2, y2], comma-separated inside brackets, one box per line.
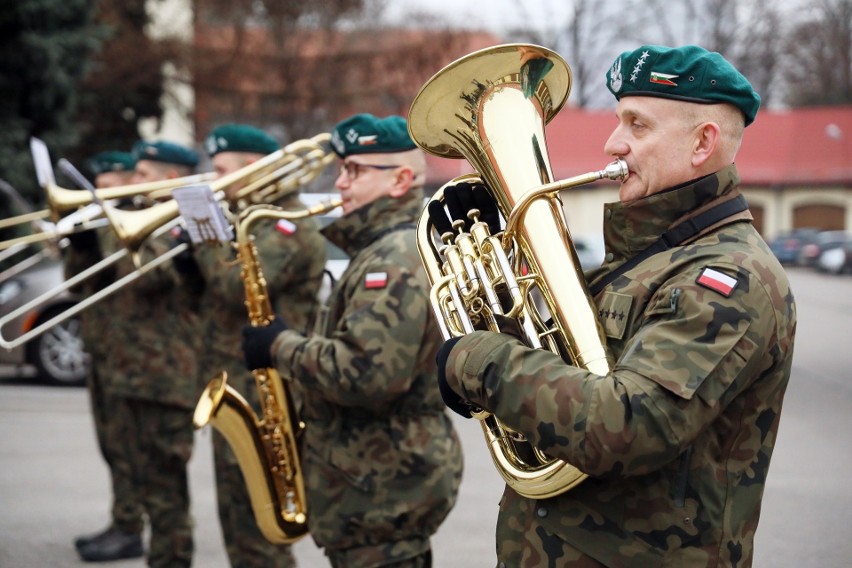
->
[0, 0, 99, 206]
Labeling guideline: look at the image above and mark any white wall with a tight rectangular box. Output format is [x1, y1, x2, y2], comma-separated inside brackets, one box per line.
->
[137, 0, 195, 147]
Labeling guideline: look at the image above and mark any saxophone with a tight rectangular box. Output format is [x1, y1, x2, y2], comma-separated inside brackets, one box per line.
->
[408, 44, 627, 499]
[193, 198, 341, 544]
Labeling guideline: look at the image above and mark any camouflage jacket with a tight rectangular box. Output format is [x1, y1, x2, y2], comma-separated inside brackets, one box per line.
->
[444, 165, 797, 567]
[192, 193, 326, 403]
[93, 221, 204, 409]
[63, 226, 121, 363]
[271, 194, 463, 560]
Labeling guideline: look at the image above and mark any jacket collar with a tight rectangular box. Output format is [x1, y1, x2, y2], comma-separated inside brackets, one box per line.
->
[603, 164, 742, 258]
[321, 192, 422, 256]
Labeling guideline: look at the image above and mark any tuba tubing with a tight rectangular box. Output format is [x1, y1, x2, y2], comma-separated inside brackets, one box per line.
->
[409, 44, 627, 499]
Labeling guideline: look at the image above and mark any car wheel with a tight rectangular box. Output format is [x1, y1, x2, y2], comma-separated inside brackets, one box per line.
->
[25, 304, 90, 386]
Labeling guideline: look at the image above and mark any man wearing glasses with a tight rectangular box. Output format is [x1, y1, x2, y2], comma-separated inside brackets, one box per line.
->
[242, 113, 463, 567]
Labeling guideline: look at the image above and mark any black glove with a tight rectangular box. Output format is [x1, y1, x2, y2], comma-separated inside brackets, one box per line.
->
[242, 316, 288, 371]
[66, 228, 98, 252]
[171, 226, 197, 275]
[435, 336, 472, 418]
[492, 314, 528, 345]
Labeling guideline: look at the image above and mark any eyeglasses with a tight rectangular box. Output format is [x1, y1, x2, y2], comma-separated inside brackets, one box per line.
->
[339, 160, 399, 180]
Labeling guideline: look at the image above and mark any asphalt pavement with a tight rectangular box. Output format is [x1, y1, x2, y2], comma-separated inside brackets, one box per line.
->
[1, 267, 851, 567]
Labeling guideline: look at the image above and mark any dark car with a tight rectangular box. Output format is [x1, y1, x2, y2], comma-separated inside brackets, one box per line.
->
[768, 228, 820, 265]
[815, 235, 852, 275]
[797, 230, 851, 269]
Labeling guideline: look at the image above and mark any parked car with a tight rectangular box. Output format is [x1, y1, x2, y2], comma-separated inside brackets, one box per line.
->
[798, 230, 852, 269]
[0, 252, 90, 386]
[0, 181, 90, 386]
[768, 228, 820, 265]
[816, 235, 852, 275]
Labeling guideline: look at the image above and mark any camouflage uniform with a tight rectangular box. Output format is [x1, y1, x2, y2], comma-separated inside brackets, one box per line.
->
[193, 192, 326, 567]
[270, 193, 463, 567]
[443, 166, 797, 567]
[64, 228, 145, 536]
[99, 225, 204, 568]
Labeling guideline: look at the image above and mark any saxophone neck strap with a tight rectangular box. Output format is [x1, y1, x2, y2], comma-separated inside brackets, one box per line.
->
[589, 194, 748, 297]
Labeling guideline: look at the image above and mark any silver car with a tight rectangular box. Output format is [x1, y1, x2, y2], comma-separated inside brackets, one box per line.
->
[0, 182, 90, 386]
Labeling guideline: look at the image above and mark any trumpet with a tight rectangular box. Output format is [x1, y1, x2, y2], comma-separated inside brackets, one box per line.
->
[0, 133, 336, 351]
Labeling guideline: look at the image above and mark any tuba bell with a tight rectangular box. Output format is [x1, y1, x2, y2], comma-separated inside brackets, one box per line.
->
[408, 44, 627, 499]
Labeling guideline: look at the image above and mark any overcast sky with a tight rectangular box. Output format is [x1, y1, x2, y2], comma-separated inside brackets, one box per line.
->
[381, 0, 575, 34]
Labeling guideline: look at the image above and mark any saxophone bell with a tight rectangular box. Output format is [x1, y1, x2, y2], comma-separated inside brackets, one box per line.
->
[193, 370, 308, 543]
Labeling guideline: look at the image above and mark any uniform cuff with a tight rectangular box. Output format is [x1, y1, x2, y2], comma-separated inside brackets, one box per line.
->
[445, 330, 519, 407]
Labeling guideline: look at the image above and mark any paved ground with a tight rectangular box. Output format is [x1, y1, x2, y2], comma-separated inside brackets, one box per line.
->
[1, 267, 851, 567]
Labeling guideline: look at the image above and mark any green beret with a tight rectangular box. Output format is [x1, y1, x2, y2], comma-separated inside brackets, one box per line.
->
[132, 140, 199, 167]
[330, 113, 417, 158]
[606, 45, 761, 126]
[204, 124, 279, 157]
[86, 151, 136, 176]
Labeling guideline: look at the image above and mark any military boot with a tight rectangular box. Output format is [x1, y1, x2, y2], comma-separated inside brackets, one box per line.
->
[76, 526, 143, 562]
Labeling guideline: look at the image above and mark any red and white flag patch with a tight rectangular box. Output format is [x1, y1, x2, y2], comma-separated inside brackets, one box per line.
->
[364, 271, 388, 289]
[696, 267, 738, 297]
[275, 219, 297, 236]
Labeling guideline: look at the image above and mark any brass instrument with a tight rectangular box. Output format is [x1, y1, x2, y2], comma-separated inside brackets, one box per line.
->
[0, 134, 336, 351]
[193, 197, 342, 544]
[408, 44, 628, 499]
[0, 139, 216, 251]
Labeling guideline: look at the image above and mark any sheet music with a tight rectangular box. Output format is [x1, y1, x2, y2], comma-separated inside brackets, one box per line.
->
[172, 185, 233, 244]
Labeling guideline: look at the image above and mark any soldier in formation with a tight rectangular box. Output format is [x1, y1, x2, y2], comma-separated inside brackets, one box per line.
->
[185, 123, 327, 567]
[241, 113, 464, 567]
[69, 151, 145, 563]
[435, 44, 797, 567]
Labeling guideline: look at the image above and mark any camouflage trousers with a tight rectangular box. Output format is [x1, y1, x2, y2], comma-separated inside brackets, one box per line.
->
[119, 397, 195, 568]
[86, 366, 145, 533]
[212, 430, 296, 567]
[495, 487, 604, 568]
[325, 545, 432, 568]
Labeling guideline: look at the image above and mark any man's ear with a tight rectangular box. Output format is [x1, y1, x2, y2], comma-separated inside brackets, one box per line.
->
[388, 166, 414, 198]
[692, 122, 720, 167]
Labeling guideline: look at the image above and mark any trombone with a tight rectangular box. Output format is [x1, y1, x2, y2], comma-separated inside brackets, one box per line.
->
[0, 139, 217, 251]
[0, 132, 337, 351]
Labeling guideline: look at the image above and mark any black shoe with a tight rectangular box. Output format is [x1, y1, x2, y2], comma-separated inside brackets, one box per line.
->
[74, 525, 113, 550]
[76, 527, 143, 562]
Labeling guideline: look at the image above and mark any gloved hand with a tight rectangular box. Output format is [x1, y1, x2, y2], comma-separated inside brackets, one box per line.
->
[66, 228, 98, 252]
[171, 226, 197, 275]
[492, 314, 528, 345]
[242, 316, 288, 371]
[435, 336, 472, 418]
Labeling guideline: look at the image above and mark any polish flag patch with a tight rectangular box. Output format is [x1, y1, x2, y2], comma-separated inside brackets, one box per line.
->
[275, 219, 297, 235]
[696, 267, 738, 297]
[364, 272, 388, 289]
[650, 71, 678, 86]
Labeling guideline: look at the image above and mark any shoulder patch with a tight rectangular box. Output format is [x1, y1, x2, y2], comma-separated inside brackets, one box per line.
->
[364, 271, 388, 289]
[598, 291, 632, 340]
[275, 219, 297, 235]
[696, 267, 738, 297]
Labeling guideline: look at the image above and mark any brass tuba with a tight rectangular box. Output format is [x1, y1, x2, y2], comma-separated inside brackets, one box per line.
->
[193, 197, 342, 544]
[408, 44, 627, 499]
